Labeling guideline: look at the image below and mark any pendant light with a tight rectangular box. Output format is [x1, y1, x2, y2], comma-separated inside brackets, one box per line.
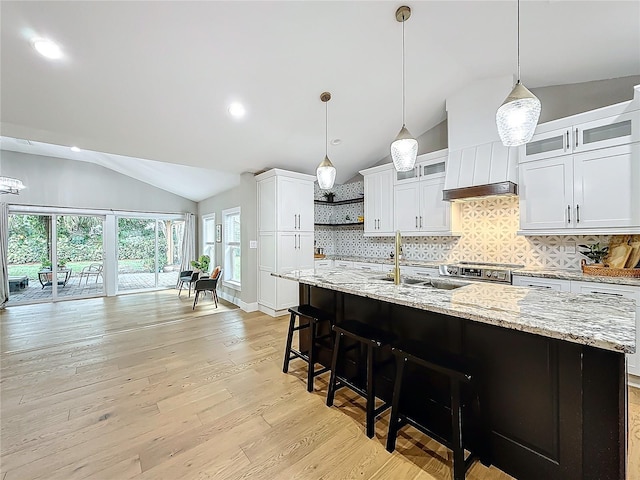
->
[316, 91, 336, 190]
[496, 0, 541, 147]
[390, 6, 418, 173]
[0, 176, 25, 195]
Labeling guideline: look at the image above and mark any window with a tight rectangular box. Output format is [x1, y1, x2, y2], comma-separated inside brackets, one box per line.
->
[223, 207, 241, 289]
[202, 214, 216, 268]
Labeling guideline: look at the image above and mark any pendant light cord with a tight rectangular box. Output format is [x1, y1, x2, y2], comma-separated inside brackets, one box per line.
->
[517, 0, 520, 82]
[325, 101, 328, 157]
[402, 14, 406, 125]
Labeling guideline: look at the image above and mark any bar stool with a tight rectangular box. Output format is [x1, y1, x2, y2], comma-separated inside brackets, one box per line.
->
[326, 320, 397, 438]
[386, 339, 486, 480]
[283, 305, 334, 392]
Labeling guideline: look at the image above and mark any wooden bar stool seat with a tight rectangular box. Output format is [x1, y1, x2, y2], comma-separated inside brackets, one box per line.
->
[386, 339, 488, 480]
[283, 305, 334, 392]
[326, 320, 397, 438]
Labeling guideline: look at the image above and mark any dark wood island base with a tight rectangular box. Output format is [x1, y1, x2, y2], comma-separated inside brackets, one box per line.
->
[299, 284, 628, 480]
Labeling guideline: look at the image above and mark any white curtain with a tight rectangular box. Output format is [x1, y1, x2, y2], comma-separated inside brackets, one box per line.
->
[179, 213, 196, 274]
[0, 202, 9, 308]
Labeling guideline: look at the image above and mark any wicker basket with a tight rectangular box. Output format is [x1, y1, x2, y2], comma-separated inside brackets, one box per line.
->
[581, 260, 640, 278]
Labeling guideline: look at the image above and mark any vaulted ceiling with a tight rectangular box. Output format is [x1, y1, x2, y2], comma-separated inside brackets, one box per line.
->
[1, 1, 639, 201]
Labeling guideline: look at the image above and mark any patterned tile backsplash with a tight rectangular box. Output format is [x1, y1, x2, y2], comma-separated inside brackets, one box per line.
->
[315, 181, 615, 270]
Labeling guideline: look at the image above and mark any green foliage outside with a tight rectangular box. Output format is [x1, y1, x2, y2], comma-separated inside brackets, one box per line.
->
[8, 214, 183, 277]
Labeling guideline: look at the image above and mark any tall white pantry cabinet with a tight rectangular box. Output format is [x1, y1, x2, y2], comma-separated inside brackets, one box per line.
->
[256, 169, 315, 316]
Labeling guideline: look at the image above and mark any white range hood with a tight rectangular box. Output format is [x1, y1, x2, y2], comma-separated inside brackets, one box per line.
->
[443, 75, 520, 201]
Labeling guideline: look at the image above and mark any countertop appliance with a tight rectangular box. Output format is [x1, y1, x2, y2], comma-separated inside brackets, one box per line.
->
[438, 261, 522, 284]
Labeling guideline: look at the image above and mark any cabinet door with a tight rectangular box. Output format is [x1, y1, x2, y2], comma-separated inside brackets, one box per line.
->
[334, 260, 353, 268]
[394, 183, 420, 233]
[297, 182, 315, 232]
[277, 176, 299, 231]
[570, 281, 640, 376]
[276, 232, 297, 272]
[419, 177, 450, 232]
[394, 165, 420, 185]
[402, 266, 439, 278]
[519, 156, 573, 231]
[522, 127, 572, 162]
[363, 174, 377, 234]
[296, 232, 315, 270]
[512, 276, 571, 291]
[575, 111, 638, 153]
[573, 144, 640, 228]
[257, 177, 277, 232]
[377, 169, 395, 233]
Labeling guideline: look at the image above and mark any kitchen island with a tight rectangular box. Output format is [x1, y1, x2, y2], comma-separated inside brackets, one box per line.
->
[274, 268, 636, 480]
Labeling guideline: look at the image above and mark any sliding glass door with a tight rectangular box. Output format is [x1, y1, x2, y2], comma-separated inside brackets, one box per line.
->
[56, 215, 104, 299]
[117, 216, 184, 292]
[6, 212, 105, 304]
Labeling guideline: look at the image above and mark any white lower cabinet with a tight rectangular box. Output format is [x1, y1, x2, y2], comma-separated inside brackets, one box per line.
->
[570, 281, 640, 377]
[334, 260, 353, 268]
[516, 276, 639, 378]
[512, 276, 572, 292]
[314, 259, 333, 269]
[351, 262, 383, 272]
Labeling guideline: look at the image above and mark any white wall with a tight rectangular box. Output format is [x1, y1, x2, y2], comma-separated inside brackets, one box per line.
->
[197, 172, 257, 310]
[1, 151, 197, 213]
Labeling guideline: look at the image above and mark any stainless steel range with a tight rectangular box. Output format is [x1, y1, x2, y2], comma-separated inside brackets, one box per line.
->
[438, 261, 522, 284]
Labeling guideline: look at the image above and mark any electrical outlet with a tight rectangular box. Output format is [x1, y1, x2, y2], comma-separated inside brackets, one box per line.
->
[565, 242, 576, 254]
[249, 240, 257, 249]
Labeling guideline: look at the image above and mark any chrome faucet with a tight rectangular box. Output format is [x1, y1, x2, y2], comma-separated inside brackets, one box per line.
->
[394, 230, 401, 285]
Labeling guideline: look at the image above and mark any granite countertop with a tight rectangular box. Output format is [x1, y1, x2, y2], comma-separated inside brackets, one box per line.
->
[514, 267, 640, 287]
[317, 256, 640, 287]
[274, 268, 636, 354]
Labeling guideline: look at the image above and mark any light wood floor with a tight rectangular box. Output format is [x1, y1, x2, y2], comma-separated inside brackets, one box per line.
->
[1, 290, 638, 480]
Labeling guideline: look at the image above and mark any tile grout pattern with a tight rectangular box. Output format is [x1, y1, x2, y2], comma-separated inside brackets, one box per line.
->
[315, 181, 612, 270]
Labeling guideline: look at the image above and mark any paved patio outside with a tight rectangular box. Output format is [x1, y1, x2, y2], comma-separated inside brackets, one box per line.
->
[7, 271, 181, 305]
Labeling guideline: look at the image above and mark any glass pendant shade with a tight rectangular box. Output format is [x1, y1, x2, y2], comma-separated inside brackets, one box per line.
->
[316, 156, 336, 189]
[496, 81, 541, 147]
[391, 125, 418, 172]
[0, 176, 26, 194]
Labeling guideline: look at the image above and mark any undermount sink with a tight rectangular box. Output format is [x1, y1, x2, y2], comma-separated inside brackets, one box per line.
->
[380, 276, 427, 285]
[378, 276, 466, 290]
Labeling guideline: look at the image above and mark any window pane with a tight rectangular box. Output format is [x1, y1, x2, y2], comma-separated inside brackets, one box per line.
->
[204, 218, 216, 243]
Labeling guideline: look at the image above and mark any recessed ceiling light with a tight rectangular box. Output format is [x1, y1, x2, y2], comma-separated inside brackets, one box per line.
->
[70, 146, 81, 152]
[228, 102, 246, 118]
[31, 37, 63, 59]
[330, 139, 342, 145]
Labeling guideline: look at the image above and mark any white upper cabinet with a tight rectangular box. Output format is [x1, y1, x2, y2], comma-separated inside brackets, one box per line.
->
[276, 176, 314, 232]
[518, 98, 640, 235]
[360, 164, 394, 236]
[519, 144, 640, 233]
[393, 151, 456, 235]
[521, 106, 639, 163]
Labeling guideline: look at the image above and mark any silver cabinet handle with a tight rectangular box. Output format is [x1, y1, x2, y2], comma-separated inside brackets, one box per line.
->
[565, 130, 570, 150]
[567, 205, 571, 224]
[420, 216, 423, 228]
[530, 285, 551, 289]
[591, 291, 622, 297]
[415, 216, 418, 228]
[576, 204, 580, 223]
[294, 214, 297, 229]
[575, 128, 579, 148]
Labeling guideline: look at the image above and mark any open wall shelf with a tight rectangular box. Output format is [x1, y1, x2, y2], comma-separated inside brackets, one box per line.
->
[314, 197, 364, 206]
[315, 221, 364, 227]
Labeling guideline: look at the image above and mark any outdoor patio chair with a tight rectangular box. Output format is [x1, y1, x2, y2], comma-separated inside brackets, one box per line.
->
[78, 263, 103, 287]
[192, 269, 222, 310]
[178, 270, 199, 297]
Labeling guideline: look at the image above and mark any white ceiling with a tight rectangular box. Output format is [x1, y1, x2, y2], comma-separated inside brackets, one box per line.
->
[1, 1, 639, 199]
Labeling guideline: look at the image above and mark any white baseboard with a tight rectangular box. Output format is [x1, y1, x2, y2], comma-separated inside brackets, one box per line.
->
[629, 373, 640, 389]
[217, 290, 240, 307]
[239, 300, 258, 312]
[258, 304, 290, 318]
